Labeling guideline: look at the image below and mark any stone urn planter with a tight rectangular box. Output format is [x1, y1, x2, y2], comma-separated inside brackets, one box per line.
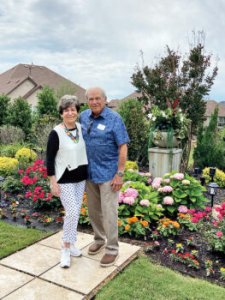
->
[152, 130, 179, 148]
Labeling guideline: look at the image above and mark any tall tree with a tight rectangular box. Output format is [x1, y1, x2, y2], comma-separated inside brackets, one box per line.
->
[0, 95, 10, 126]
[131, 35, 218, 134]
[36, 85, 58, 118]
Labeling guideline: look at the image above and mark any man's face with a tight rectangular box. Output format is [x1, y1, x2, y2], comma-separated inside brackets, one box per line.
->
[87, 88, 106, 116]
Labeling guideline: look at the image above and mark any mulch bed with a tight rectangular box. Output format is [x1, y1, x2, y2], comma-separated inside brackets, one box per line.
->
[1, 189, 225, 288]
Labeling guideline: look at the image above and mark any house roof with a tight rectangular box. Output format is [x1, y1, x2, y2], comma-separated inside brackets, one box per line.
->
[0, 64, 86, 103]
[205, 100, 225, 117]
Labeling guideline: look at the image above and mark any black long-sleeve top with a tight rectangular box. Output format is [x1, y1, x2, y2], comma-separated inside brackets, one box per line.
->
[46, 129, 88, 183]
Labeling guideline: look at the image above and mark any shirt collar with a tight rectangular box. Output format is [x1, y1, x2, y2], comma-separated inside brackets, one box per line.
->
[89, 106, 108, 119]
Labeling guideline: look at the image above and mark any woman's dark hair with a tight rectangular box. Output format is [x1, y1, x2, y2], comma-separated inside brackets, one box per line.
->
[58, 95, 80, 114]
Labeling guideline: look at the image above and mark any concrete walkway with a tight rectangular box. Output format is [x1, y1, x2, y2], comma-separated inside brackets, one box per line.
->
[0, 231, 140, 299]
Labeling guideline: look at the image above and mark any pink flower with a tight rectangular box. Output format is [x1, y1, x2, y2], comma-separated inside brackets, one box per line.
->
[147, 178, 152, 184]
[163, 196, 174, 205]
[152, 177, 162, 189]
[162, 178, 170, 184]
[123, 196, 135, 205]
[118, 192, 125, 203]
[178, 205, 188, 213]
[216, 231, 223, 237]
[159, 185, 173, 193]
[140, 199, 150, 207]
[205, 207, 212, 213]
[172, 173, 184, 180]
[191, 217, 199, 223]
[124, 188, 138, 199]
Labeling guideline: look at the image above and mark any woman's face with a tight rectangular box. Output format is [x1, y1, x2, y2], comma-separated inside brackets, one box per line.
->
[61, 105, 78, 125]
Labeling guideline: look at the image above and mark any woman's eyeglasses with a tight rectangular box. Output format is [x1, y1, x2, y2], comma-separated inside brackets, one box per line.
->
[87, 121, 94, 134]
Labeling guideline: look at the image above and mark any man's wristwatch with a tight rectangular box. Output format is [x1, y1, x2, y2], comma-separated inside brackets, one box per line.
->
[117, 170, 124, 177]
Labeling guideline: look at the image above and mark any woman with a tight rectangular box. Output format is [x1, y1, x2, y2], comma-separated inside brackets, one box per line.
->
[46, 95, 88, 268]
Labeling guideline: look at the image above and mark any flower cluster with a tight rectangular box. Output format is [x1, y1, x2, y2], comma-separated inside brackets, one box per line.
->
[148, 103, 190, 140]
[118, 216, 150, 238]
[170, 250, 200, 269]
[157, 217, 180, 237]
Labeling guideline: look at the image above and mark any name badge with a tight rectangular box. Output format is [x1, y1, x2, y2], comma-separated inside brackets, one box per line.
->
[97, 124, 105, 130]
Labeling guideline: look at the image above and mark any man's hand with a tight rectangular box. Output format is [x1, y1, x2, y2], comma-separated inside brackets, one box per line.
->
[110, 174, 123, 192]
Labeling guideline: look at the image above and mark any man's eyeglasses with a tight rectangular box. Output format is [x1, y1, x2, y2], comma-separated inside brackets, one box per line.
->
[87, 121, 94, 134]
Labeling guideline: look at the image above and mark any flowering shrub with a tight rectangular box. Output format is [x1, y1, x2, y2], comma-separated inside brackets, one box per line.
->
[119, 180, 163, 223]
[0, 156, 19, 176]
[118, 216, 150, 238]
[150, 172, 207, 217]
[19, 160, 60, 210]
[170, 250, 200, 269]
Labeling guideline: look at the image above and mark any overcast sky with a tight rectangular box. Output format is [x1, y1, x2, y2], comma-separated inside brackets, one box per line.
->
[0, 0, 224, 101]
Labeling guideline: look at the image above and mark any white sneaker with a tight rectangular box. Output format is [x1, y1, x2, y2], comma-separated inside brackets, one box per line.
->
[70, 245, 82, 257]
[60, 248, 71, 268]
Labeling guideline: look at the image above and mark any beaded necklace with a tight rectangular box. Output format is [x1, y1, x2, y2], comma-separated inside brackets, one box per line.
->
[63, 123, 79, 143]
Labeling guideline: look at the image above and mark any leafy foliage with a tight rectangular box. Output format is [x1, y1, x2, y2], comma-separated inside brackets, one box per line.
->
[0, 126, 25, 145]
[193, 107, 225, 169]
[0, 95, 10, 126]
[36, 86, 58, 118]
[118, 99, 149, 165]
[6, 97, 32, 137]
[131, 37, 218, 133]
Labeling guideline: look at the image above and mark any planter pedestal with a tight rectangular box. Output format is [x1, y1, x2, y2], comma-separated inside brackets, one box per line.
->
[148, 147, 182, 177]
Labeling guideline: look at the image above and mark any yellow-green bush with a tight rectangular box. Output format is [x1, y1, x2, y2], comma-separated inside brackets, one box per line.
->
[203, 167, 225, 187]
[125, 161, 139, 171]
[0, 157, 19, 176]
[15, 147, 37, 163]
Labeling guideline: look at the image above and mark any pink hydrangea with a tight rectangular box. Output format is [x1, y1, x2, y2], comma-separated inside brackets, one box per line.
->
[118, 192, 125, 203]
[124, 188, 138, 199]
[159, 185, 173, 193]
[140, 199, 150, 207]
[152, 177, 162, 189]
[163, 196, 174, 205]
[172, 173, 184, 180]
[123, 196, 135, 205]
[178, 205, 188, 213]
[147, 178, 152, 184]
[162, 178, 170, 184]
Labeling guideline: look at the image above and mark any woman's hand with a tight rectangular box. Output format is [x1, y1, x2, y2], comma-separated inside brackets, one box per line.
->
[49, 176, 60, 197]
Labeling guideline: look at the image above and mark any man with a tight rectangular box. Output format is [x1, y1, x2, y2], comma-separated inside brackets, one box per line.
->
[80, 87, 129, 267]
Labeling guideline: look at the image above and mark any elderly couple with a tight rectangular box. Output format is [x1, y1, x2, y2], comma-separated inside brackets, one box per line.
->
[46, 87, 129, 268]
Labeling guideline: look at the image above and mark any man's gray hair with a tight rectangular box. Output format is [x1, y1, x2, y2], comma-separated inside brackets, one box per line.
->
[85, 87, 107, 100]
[58, 95, 80, 114]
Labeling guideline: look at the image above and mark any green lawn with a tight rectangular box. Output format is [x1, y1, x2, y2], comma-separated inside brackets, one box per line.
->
[96, 255, 225, 300]
[0, 221, 51, 258]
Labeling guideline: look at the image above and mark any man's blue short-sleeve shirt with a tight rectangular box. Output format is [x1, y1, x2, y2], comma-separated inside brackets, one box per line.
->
[80, 107, 129, 183]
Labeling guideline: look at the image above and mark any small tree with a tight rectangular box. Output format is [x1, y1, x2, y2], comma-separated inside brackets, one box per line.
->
[193, 107, 225, 169]
[0, 94, 10, 126]
[36, 86, 58, 118]
[118, 99, 149, 165]
[7, 97, 32, 137]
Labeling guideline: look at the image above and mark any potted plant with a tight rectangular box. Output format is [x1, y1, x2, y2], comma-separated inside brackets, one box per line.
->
[148, 100, 190, 148]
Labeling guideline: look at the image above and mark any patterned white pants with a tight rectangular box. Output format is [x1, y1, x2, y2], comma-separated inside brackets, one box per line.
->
[59, 181, 85, 244]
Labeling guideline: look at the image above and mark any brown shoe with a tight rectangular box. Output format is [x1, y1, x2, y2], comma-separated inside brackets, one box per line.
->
[88, 243, 105, 255]
[100, 254, 118, 267]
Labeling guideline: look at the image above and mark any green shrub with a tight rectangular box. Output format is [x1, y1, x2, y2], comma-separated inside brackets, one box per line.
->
[0, 144, 26, 158]
[15, 147, 37, 162]
[125, 161, 139, 171]
[7, 97, 32, 137]
[2, 175, 24, 193]
[194, 107, 225, 169]
[0, 125, 25, 144]
[36, 86, 58, 118]
[202, 167, 225, 187]
[118, 99, 149, 166]
[0, 95, 10, 126]
[0, 157, 19, 176]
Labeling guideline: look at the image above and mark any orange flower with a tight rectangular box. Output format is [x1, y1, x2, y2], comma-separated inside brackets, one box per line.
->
[117, 220, 122, 227]
[80, 207, 86, 216]
[127, 216, 139, 224]
[140, 220, 148, 227]
[125, 224, 130, 231]
[172, 221, 180, 229]
[83, 192, 88, 204]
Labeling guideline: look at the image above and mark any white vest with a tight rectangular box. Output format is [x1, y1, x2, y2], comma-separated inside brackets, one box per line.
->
[54, 123, 88, 181]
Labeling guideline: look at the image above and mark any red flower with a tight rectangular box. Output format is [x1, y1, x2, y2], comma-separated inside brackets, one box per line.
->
[216, 231, 223, 237]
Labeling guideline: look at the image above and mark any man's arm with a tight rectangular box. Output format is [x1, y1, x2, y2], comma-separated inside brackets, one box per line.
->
[111, 143, 128, 192]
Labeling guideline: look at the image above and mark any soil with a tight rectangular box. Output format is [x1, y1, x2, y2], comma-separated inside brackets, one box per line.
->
[1, 188, 225, 288]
